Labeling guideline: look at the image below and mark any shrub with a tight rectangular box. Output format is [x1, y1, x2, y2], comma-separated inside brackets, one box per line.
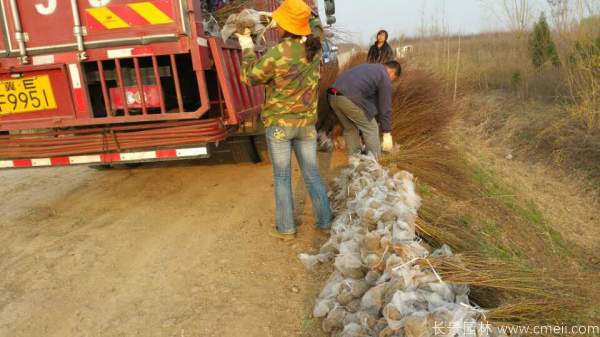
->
[529, 14, 561, 68]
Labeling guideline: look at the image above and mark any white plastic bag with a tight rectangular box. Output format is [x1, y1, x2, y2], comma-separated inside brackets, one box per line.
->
[360, 283, 387, 316]
[221, 9, 269, 43]
[299, 253, 332, 270]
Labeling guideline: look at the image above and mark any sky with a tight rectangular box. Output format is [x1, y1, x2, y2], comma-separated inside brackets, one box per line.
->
[317, 0, 545, 45]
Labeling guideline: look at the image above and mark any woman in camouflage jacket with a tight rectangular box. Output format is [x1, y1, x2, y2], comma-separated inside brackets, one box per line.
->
[238, 0, 332, 240]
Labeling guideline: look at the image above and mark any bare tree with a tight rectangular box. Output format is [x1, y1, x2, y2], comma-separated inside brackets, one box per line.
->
[501, 0, 534, 32]
[582, 0, 600, 15]
[576, 0, 600, 19]
[479, 0, 537, 33]
[418, 0, 427, 38]
[546, 0, 599, 33]
[547, 0, 570, 32]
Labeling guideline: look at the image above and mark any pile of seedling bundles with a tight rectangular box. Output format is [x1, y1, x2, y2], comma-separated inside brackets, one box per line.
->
[300, 155, 499, 337]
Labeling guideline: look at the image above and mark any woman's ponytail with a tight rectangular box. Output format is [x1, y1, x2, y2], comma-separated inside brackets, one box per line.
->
[282, 31, 322, 62]
[304, 35, 322, 62]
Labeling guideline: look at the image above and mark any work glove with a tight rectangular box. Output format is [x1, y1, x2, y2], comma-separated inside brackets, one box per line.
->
[260, 11, 277, 30]
[235, 28, 254, 51]
[257, 11, 273, 18]
[382, 133, 393, 152]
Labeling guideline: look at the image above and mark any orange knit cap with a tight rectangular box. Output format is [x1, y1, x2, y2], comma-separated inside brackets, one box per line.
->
[272, 0, 312, 36]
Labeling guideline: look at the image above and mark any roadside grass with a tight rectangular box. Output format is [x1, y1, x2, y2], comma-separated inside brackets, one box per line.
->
[403, 29, 600, 191]
[463, 93, 600, 197]
[469, 162, 574, 260]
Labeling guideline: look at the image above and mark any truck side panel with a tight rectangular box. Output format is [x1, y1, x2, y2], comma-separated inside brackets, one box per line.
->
[0, 2, 9, 56]
[81, 0, 185, 48]
[0, 0, 187, 57]
[1, 0, 77, 54]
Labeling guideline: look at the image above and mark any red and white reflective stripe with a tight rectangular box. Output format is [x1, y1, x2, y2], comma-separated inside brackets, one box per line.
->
[0, 146, 208, 169]
[68, 63, 87, 112]
[106, 46, 157, 59]
[32, 55, 55, 66]
[107, 48, 133, 59]
[68, 64, 82, 89]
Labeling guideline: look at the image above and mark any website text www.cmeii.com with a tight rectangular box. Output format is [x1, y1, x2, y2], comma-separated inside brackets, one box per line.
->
[433, 321, 600, 336]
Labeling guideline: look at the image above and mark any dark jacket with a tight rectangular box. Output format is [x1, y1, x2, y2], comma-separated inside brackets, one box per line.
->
[367, 42, 395, 64]
[332, 64, 393, 132]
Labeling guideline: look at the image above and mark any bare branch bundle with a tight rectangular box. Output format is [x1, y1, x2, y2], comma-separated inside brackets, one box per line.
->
[323, 26, 354, 45]
[317, 64, 340, 128]
[486, 299, 586, 327]
[319, 63, 339, 96]
[419, 253, 596, 329]
[421, 253, 580, 298]
[383, 138, 468, 198]
[342, 51, 368, 69]
[213, 1, 254, 26]
[390, 69, 454, 142]
[414, 212, 478, 252]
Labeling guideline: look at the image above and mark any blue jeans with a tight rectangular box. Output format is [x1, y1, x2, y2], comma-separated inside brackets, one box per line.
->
[265, 125, 332, 234]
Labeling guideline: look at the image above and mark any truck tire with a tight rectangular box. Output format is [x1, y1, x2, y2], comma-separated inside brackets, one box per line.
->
[252, 135, 270, 163]
[89, 163, 142, 170]
[88, 164, 112, 170]
[227, 136, 261, 163]
[113, 163, 142, 169]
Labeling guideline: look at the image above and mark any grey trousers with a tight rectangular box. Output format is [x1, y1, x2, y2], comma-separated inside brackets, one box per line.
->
[328, 94, 381, 158]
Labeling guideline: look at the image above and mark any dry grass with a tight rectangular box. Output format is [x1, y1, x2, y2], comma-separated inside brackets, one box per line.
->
[407, 30, 600, 189]
[462, 93, 600, 192]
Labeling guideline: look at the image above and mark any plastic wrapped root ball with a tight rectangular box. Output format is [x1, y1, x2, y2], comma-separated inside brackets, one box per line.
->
[299, 155, 485, 337]
[220, 9, 272, 44]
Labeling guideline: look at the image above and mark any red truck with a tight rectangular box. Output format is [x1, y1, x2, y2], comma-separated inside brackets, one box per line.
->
[0, 0, 335, 169]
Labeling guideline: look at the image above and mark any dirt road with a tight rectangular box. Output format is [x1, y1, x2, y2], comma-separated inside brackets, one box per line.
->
[0, 156, 336, 337]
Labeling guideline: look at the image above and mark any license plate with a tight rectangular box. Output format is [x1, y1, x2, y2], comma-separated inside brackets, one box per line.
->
[0, 75, 57, 116]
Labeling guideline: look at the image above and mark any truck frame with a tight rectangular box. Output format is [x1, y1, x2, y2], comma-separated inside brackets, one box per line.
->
[0, 0, 332, 168]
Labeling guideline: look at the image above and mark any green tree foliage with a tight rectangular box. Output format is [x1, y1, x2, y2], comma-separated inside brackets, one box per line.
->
[570, 36, 600, 69]
[529, 14, 561, 68]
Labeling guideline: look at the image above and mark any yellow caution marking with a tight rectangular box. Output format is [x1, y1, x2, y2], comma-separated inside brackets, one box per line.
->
[86, 7, 130, 29]
[128, 2, 173, 25]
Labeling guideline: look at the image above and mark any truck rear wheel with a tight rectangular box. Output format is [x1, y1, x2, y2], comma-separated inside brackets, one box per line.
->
[252, 135, 270, 163]
[226, 136, 261, 164]
[89, 163, 142, 170]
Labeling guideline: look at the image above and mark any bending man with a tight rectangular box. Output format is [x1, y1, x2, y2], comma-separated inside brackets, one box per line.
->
[328, 61, 402, 158]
